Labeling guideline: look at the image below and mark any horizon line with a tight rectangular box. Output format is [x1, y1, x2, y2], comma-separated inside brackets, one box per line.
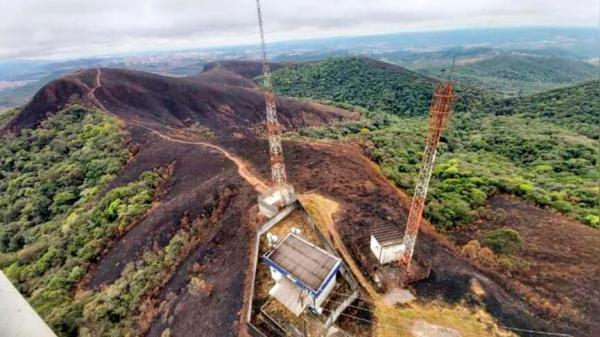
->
[1, 24, 596, 63]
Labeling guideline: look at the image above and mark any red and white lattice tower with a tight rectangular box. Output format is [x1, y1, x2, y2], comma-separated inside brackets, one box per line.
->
[255, 0, 294, 207]
[399, 82, 455, 270]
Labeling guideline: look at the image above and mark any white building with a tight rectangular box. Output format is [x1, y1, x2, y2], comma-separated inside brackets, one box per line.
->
[258, 185, 297, 218]
[262, 233, 341, 316]
[370, 223, 405, 265]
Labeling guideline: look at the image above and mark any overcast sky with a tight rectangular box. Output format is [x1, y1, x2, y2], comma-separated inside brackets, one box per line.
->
[0, 0, 597, 60]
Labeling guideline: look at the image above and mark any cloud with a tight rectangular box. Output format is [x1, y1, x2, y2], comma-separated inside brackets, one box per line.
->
[0, 0, 597, 60]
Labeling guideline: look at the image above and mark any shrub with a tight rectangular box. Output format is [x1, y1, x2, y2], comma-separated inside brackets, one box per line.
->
[426, 194, 474, 229]
[477, 247, 497, 266]
[188, 124, 215, 139]
[0, 252, 17, 268]
[53, 191, 78, 206]
[552, 200, 574, 213]
[17, 241, 49, 264]
[469, 188, 488, 207]
[583, 214, 599, 228]
[498, 256, 530, 274]
[461, 240, 481, 260]
[481, 227, 523, 254]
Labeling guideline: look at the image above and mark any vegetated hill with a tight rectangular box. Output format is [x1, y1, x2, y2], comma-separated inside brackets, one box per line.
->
[421, 55, 599, 95]
[272, 57, 599, 335]
[270, 57, 438, 116]
[273, 57, 598, 229]
[0, 62, 597, 337]
[489, 80, 600, 139]
[378, 46, 500, 68]
[270, 57, 493, 117]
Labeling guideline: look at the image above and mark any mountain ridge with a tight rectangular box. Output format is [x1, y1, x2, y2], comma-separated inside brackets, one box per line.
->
[0, 59, 598, 336]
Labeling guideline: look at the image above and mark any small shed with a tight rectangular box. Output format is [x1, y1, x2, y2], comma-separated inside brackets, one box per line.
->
[258, 185, 297, 218]
[370, 223, 405, 265]
[262, 233, 341, 316]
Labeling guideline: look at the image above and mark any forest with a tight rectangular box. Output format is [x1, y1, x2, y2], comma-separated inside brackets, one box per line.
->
[420, 55, 598, 95]
[487, 80, 599, 139]
[0, 106, 179, 336]
[271, 57, 599, 229]
[269, 57, 437, 116]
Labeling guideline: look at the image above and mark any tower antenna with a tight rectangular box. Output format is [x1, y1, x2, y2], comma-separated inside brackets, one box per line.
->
[255, 0, 295, 214]
[399, 81, 456, 271]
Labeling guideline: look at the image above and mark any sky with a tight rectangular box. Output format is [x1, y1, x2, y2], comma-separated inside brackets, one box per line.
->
[0, 0, 598, 60]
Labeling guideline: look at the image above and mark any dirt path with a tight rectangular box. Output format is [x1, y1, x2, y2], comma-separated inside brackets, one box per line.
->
[131, 123, 269, 193]
[87, 68, 110, 113]
[88, 68, 268, 194]
[300, 193, 380, 299]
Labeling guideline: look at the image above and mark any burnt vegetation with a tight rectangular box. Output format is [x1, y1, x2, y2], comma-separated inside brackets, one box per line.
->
[0, 56, 597, 337]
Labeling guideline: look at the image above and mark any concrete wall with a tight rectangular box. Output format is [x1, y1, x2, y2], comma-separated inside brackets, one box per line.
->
[314, 274, 336, 309]
[370, 235, 404, 265]
[246, 202, 299, 323]
[0, 271, 57, 337]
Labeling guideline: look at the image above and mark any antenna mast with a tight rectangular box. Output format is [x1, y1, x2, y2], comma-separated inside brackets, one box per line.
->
[399, 81, 456, 271]
[256, 0, 287, 188]
[255, 0, 293, 206]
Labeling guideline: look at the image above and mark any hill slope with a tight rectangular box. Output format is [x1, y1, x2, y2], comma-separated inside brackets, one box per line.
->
[0, 66, 358, 337]
[201, 60, 285, 79]
[270, 57, 599, 335]
[490, 80, 600, 138]
[271, 57, 438, 116]
[0, 61, 597, 337]
[270, 57, 492, 116]
[271, 57, 598, 229]
[7, 67, 355, 136]
[422, 55, 599, 95]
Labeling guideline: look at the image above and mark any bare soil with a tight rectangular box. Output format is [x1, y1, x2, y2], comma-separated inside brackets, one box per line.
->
[450, 194, 600, 335]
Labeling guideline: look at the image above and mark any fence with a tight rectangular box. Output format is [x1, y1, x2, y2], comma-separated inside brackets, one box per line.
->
[324, 289, 358, 328]
[246, 200, 360, 336]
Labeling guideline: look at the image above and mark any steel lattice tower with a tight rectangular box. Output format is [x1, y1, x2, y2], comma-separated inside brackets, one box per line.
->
[255, 0, 289, 198]
[399, 82, 455, 270]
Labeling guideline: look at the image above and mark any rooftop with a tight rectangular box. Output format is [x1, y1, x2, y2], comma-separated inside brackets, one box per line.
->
[371, 223, 404, 246]
[264, 233, 341, 293]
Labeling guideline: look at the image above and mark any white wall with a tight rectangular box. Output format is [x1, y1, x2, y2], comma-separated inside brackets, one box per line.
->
[269, 266, 283, 281]
[370, 235, 405, 265]
[314, 274, 336, 309]
[0, 271, 57, 337]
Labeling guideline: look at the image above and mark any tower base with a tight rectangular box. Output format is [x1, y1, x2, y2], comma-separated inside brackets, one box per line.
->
[257, 185, 297, 218]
